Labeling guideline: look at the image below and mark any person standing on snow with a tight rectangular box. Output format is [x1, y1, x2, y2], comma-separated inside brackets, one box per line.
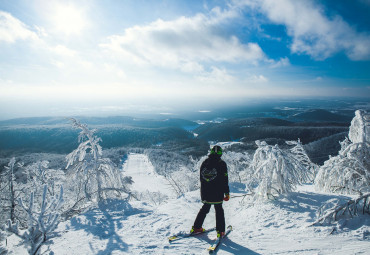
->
[191, 145, 230, 238]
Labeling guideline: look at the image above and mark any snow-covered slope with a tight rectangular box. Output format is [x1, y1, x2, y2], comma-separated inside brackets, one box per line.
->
[7, 154, 370, 254]
[122, 153, 174, 197]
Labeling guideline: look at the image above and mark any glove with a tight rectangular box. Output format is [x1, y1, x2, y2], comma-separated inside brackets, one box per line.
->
[223, 194, 230, 201]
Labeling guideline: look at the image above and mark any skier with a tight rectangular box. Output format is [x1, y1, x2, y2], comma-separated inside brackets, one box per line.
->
[191, 145, 230, 238]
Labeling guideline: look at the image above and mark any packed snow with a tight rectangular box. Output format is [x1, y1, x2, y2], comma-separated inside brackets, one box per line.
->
[6, 153, 369, 255]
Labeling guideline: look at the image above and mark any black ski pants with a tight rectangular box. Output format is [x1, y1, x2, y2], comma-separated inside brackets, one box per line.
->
[193, 203, 225, 232]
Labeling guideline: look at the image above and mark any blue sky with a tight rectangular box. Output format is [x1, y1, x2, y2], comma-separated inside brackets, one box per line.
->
[0, 0, 369, 119]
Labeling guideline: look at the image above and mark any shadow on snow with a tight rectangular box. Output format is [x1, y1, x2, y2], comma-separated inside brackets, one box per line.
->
[165, 231, 260, 254]
[221, 237, 261, 255]
[68, 199, 151, 254]
[275, 187, 352, 221]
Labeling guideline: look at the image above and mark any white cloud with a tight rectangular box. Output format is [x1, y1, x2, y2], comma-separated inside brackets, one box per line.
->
[270, 57, 290, 68]
[180, 61, 205, 73]
[249, 74, 268, 83]
[196, 67, 237, 84]
[47, 44, 95, 71]
[51, 45, 77, 57]
[241, 0, 370, 60]
[100, 10, 267, 72]
[0, 11, 39, 43]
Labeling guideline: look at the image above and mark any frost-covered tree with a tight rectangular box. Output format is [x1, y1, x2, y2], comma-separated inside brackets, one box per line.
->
[286, 139, 318, 182]
[222, 151, 252, 184]
[166, 166, 199, 196]
[25, 161, 65, 198]
[145, 148, 194, 176]
[26, 161, 49, 187]
[65, 118, 132, 212]
[0, 157, 24, 224]
[0, 229, 8, 254]
[144, 149, 202, 197]
[133, 190, 169, 206]
[6, 185, 63, 255]
[315, 110, 370, 194]
[251, 140, 311, 199]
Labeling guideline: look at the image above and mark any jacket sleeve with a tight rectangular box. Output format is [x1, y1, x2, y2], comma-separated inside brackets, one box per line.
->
[200, 160, 205, 201]
[222, 161, 230, 195]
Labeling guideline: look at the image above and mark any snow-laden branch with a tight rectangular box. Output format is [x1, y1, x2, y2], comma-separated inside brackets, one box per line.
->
[251, 140, 311, 199]
[65, 118, 132, 209]
[286, 139, 318, 182]
[310, 193, 370, 227]
[1, 157, 24, 224]
[6, 185, 63, 255]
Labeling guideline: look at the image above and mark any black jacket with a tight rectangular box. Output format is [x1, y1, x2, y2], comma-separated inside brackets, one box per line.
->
[200, 154, 229, 203]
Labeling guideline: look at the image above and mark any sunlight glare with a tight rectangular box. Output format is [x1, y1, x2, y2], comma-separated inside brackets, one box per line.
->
[52, 3, 87, 36]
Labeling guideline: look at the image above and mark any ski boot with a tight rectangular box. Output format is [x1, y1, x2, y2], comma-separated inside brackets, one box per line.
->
[190, 226, 205, 234]
[217, 230, 225, 238]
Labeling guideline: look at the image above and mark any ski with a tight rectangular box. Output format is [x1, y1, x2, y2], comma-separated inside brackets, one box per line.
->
[168, 227, 216, 242]
[207, 225, 232, 254]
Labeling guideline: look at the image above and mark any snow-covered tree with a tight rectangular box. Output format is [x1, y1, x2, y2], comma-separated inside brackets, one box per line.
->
[286, 139, 318, 182]
[315, 110, 370, 194]
[0, 157, 24, 224]
[222, 151, 252, 184]
[25, 161, 65, 197]
[251, 140, 311, 199]
[0, 229, 8, 254]
[6, 185, 63, 255]
[65, 118, 132, 211]
[166, 166, 199, 196]
[133, 190, 169, 206]
[26, 161, 49, 187]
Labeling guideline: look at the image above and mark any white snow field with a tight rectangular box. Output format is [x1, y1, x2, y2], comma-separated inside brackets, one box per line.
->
[7, 153, 370, 254]
[122, 154, 174, 197]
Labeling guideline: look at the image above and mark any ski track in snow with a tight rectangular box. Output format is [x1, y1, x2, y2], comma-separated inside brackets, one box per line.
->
[8, 153, 370, 254]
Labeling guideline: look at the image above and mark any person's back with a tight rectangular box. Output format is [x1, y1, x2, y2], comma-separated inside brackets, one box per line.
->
[191, 145, 230, 237]
[200, 154, 228, 204]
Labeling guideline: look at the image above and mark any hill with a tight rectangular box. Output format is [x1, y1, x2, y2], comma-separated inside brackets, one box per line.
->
[290, 109, 352, 122]
[194, 117, 349, 145]
[0, 116, 350, 166]
[0, 116, 206, 158]
[0, 116, 198, 129]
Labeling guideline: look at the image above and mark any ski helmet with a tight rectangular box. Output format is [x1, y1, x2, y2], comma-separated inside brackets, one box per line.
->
[210, 145, 223, 156]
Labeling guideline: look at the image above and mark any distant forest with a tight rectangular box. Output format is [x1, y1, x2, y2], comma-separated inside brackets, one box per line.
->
[0, 109, 354, 168]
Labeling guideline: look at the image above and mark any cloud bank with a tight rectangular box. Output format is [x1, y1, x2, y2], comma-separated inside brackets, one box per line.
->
[240, 0, 370, 60]
[100, 9, 267, 74]
[0, 11, 39, 43]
